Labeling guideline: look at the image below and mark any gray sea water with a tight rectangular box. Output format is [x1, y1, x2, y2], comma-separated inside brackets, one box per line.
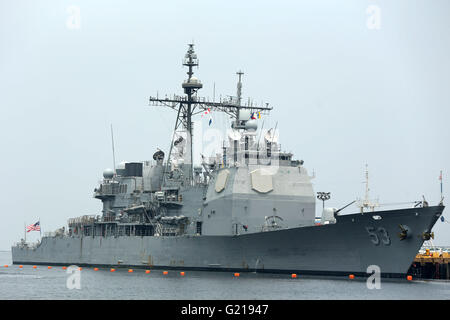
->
[0, 251, 449, 300]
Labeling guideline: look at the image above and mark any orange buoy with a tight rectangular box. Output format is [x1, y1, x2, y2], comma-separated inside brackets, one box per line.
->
[291, 273, 297, 279]
[47, 266, 52, 269]
[145, 270, 151, 274]
[78, 267, 82, 271]
[180, 271, 185, 276]
[234, 272, 240, 277]
[128, 269, 133, 273]
[94, 267, 99, 271]
[19, 265, 23, 268]
[407, 275, 413, 281]
[163, 271, 168, 275]
[110, 268, 116, 272]
[62, 266, 67, 270]
[32, 265, 37, 269]
[3, 265, 8, 268]
[349, 274, 355, 280]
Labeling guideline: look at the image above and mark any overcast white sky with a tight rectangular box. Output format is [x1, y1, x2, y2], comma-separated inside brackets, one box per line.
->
[1, 0, 449, 250]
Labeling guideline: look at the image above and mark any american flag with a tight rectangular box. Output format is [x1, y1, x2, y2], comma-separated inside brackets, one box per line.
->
[26, 221, 41, 233]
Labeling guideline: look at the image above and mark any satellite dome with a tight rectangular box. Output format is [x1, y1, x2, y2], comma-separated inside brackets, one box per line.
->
[245, 120, 258, 132]
[153, 149, 165, 161]
[103, 168, 114, 179]
[190, 76, 199, 83]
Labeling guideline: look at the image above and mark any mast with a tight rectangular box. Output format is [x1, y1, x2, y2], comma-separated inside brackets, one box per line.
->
[357, 164, 379, 212]
[110, 124, 116, 175]
[364, 164, 370, 206]
[181, 43, 202, 184]
[236, 70, 244, 122]
[149, 44, 273, 186]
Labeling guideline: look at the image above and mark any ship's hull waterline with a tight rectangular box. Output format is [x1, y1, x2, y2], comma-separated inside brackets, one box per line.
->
[12, 206, 443, 278]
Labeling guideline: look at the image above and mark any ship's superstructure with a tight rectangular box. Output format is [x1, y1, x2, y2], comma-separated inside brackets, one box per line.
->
[71, 43, 316, 239]
[11, 44, 445, 278]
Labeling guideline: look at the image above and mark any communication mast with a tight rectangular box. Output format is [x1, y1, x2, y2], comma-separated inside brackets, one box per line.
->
[149, 44, 272, 186]
[356, 164, 379, 213]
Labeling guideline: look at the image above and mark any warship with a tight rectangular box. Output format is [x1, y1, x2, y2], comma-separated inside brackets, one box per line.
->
[12, 44, 445, 278]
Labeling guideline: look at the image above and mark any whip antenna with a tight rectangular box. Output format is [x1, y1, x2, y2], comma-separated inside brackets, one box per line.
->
[111, 124, 117, 174]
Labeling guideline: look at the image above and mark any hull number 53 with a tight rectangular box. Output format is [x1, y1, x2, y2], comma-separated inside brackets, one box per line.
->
[366, 227, 391, 246]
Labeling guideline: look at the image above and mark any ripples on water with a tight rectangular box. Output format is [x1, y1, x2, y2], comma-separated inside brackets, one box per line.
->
[1, 251, 449, 300]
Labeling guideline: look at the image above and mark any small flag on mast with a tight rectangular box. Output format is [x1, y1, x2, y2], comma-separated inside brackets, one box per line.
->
[201, 108, 211, 117]
[250, 112, 261, 120]
[26, 221, 41, 233]
[201, 108, 213, 126]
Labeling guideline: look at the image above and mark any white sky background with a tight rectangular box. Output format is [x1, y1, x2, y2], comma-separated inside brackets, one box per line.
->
[0, 0, 449, 249]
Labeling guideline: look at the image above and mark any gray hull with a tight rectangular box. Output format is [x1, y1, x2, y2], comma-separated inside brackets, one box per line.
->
[12, 206, 444, 278]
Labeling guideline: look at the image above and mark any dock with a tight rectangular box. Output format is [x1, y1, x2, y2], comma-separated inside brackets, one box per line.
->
[408, 249, 450, 280]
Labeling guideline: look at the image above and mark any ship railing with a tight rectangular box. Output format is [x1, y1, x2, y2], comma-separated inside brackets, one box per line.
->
[43, 231, 65, 238]
[13, 240, 41, 250]
[13, 241, 27, 248]
[101, 216, 116, 222]
[94, 182, 121, 196]
[68, 215, 98, 226]
[420, 245, 450, 253]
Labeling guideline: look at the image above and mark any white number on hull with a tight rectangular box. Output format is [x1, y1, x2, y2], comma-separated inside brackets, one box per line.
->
[366, 227, 391, 246]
